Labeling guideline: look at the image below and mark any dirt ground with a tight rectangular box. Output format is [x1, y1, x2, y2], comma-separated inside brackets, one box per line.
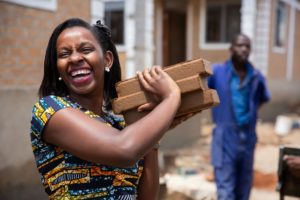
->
[159, 119, 300, 200]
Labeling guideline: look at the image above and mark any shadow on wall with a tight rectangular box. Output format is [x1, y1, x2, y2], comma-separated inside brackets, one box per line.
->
[0, 160, 47, 200]
[259, 80, 300, 122]
[161, 113, 204, 152]
[0, 89, 47, 200]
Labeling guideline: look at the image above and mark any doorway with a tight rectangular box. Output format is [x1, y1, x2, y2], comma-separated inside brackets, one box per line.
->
[162, 0, 187, 66]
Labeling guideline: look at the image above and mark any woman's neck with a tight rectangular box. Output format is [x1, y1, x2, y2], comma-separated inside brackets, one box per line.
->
[69, 93, 104, 116]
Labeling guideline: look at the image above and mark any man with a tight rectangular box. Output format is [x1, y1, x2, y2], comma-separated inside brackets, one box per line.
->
[208, 34, 271, 200]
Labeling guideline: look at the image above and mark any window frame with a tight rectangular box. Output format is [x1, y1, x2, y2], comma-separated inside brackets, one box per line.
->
[91, 0, 128, 52]
[91, 0, 126, 51]
[1, 0, 57, 11]
[199, 0, 241, 50]
[104, 1, 125, 46]
[272, 0, 287, 54]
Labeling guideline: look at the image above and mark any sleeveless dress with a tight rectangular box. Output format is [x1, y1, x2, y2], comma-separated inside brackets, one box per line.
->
[30, 95, 144, 200]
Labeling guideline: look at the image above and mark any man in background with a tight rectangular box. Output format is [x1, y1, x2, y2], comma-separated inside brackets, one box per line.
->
[208, 33, 271, 200]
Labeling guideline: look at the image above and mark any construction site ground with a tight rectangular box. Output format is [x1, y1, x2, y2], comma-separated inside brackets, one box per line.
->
[159, 119, 300, 200]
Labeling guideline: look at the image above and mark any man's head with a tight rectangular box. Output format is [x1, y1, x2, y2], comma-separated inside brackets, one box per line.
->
[230, 34, 251, 64]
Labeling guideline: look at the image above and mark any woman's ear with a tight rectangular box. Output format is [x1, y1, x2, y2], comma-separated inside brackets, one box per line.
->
[104, 51, 114, 70]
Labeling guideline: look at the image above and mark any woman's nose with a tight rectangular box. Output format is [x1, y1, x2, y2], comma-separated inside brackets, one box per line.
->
[69, 52, 83, 63]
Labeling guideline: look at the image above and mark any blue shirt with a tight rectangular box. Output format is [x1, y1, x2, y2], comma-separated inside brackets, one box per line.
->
[230, 61, 254, 126]
[208, 60, 270, 130]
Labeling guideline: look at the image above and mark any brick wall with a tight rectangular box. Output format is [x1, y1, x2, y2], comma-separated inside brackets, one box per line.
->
[0, 0, 90, 89]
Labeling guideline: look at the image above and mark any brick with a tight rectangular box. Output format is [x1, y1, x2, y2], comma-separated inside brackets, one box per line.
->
[112, 75, 208, 114]
[112, 58, 220, 126]
[122, 89, 220, 125]
[0, 1, 91, 88]
[115, 58, 212, 97]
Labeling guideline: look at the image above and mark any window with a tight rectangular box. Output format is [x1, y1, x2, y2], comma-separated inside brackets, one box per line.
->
[1, 0, 56, 11]
[274, 1, 286, 48]
[205, 0, 241, 43]
[104, 1, 124, 45]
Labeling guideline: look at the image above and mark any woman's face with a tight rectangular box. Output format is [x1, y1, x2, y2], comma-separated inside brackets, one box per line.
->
[56, 27, 107, 97]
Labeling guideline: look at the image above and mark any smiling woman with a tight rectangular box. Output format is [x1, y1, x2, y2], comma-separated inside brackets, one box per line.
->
[56, 27, 108, 98]
[30, 18, 181, 199]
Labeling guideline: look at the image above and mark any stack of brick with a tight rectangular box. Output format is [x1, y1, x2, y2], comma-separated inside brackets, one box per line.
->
[112, 58, 220, 126]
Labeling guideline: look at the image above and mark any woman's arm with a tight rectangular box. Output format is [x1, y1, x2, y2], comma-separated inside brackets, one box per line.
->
[43, 67, 180, 167]
[138, 149, 159, 200]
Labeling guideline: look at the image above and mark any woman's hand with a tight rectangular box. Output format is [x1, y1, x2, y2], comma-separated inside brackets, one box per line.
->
[137, 66, 180, 112]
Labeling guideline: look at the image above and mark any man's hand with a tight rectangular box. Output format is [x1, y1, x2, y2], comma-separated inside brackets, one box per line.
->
[284, 155, 300, 178]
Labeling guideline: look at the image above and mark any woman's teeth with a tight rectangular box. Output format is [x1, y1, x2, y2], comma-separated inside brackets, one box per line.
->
[71, 69, 91, 77]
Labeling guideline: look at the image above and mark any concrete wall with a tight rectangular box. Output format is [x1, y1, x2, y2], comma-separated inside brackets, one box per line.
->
[293, 10, 300, 81]
[268, 0, 289, 80]
[161, 114, 203, 151]
[0, 89, 47, 199]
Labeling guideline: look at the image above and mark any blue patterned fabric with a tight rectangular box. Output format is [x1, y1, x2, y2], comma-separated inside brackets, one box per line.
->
[30, 95, 143, 199]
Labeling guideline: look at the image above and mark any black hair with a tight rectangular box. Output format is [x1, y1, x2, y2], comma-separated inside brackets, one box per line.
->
[38, 18, 121, 110]
[230, 33, 251, 46]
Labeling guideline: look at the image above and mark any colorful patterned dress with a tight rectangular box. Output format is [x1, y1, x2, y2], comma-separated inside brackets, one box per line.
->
[30, 95, 144, 200]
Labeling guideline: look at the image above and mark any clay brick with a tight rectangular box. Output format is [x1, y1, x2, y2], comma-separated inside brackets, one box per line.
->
[122, 89, 220, 125]
[115, 58, 212, 97]
[112, 58, 220, 126]
[113, 75, 208, 114]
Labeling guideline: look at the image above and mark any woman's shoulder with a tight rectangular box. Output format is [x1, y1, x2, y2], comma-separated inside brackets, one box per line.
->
[31, 95, 74, 135]
[32, 95, 78, 116]
[34, 95, 72, 109]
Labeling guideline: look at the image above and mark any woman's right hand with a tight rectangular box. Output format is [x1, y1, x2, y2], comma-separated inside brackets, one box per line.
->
[137, 66, 180, 111]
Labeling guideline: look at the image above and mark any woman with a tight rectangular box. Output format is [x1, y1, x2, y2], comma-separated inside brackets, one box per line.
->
[30, 18, 180, 199]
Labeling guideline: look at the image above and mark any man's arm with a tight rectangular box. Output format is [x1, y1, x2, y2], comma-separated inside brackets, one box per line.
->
[258, 75, 271, 107]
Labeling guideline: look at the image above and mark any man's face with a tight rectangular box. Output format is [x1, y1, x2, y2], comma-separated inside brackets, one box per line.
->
[230, 35, 251, 63]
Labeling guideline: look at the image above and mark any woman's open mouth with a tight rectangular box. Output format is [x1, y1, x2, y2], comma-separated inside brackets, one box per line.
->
[70, 68, 93, 86]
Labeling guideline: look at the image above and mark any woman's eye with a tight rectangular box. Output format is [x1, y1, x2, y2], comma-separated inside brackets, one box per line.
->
[58, 52, 69, 58]
[82, 48, 93, 54]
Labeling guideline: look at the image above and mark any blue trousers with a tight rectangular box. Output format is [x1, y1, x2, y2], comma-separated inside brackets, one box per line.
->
[213, 129, 255, 200]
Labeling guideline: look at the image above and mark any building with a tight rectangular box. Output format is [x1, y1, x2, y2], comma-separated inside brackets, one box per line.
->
[0, 0, 299, 199]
